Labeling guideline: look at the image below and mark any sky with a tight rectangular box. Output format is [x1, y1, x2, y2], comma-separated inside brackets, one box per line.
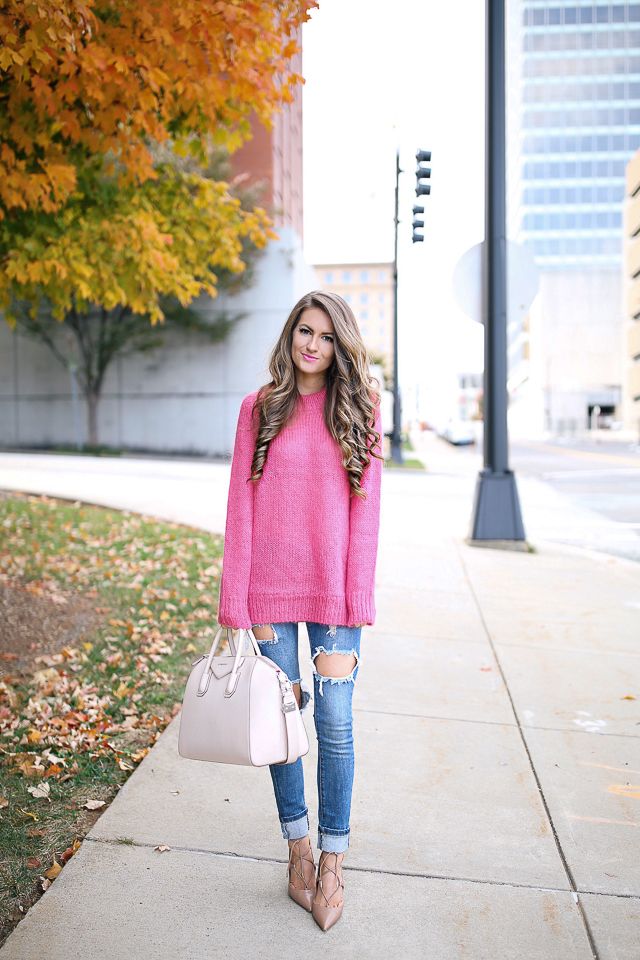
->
[301, 0, 487, 420]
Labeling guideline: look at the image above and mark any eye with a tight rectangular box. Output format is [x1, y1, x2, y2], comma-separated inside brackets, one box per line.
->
[299, 325, 333, 343]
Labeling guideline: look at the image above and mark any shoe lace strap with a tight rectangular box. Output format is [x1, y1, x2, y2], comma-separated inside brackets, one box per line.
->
[288, 838, 315, 891]
[316, 852, 344, 907]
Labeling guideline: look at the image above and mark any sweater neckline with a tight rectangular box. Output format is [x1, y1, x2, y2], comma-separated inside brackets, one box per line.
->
[297, 383, 327, 402]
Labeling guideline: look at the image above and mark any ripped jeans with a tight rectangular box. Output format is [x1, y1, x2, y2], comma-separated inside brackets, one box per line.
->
[251, 621, 362, 853]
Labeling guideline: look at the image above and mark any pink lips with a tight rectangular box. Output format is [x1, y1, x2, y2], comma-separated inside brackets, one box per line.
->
[301, 353, 318, 362]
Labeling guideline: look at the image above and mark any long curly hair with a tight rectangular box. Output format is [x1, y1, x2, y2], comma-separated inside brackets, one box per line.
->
[246, 290, 384, 500]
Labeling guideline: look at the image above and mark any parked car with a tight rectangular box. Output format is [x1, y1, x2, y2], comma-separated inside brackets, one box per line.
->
[438, 418, 476, 445]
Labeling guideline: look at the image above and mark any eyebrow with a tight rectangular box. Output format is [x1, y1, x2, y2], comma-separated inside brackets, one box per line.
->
[298, 322, 334, 336]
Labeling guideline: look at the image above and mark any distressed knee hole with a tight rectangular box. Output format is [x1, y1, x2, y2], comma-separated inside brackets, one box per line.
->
[311, 647, 359, 697]
[252, 623, 278, 644]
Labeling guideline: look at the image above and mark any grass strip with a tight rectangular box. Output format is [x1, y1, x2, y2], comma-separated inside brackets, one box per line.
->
[0, 492, 224, 944]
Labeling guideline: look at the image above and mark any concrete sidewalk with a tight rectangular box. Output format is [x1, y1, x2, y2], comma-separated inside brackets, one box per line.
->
[1, 449, 639, 958]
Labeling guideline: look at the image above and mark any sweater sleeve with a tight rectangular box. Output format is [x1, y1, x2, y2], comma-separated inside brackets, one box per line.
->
[345, 399, 384, 626]
[217, 394, 258, 628]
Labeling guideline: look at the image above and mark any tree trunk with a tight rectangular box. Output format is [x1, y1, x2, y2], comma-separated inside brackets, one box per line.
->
[86, 391, 99, 446]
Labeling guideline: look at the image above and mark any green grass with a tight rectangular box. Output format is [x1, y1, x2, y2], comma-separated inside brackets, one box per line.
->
[384, 457, 425, 470]
[0, 493, 225, 944]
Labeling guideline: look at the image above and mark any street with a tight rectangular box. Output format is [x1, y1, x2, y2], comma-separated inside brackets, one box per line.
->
[412, 430, 640, 565]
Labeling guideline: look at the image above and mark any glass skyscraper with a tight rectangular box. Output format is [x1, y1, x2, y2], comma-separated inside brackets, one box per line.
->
[503, 0, 639, 438]
[516, 1, 640, 269]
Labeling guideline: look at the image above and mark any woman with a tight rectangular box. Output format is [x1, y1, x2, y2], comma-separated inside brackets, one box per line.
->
[217, 290, 384, 931]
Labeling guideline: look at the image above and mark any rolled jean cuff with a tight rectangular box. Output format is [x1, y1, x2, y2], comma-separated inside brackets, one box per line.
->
[280, 812, 310, 841]
[318, 828, 350, 853]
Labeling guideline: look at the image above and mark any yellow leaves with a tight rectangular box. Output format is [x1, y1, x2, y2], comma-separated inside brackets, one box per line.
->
[0, 48, 19, 70]
[1, 160, 275, 325]
[43, 858, 62, 879]
[113, 681, 133, 700]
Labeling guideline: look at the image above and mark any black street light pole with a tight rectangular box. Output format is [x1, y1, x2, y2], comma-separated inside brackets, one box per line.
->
[391, 148, 403, 464]
[468, 0, 526, 545]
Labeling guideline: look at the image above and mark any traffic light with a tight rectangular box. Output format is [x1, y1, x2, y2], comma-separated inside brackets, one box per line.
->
[415, 149, 431, 196]
[412, 205, 424, 243]
[413, 149, 431, 243]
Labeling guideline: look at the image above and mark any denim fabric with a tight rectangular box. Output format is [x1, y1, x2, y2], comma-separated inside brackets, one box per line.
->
[251, 621, 362, 853]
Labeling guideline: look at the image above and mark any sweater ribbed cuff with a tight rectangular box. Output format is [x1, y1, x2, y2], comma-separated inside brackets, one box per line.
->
[217, 599, 252, 630]
[346, 592, 375, 627]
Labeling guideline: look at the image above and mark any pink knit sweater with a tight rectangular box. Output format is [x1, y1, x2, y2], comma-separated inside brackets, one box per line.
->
[218, 382, 383, 629]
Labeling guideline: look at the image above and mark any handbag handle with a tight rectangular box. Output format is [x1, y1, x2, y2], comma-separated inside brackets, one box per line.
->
[196, 625, 260, 697]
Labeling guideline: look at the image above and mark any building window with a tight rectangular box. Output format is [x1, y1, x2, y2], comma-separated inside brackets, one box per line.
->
[342, 270, 351, 282]
[360, 292, 369, 304]
[359, 269, 369, 282]
[324, 271, 333, 283]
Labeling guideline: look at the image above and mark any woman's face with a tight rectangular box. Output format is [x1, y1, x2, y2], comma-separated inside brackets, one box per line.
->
[291, 307, 335, 377]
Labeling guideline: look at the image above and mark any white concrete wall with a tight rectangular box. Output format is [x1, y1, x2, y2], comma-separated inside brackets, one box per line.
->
[523, 267, 623, 435]
[0, 228, 317, 455]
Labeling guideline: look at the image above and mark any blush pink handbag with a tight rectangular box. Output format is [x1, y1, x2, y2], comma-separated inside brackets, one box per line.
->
[177, 625, 310, 766]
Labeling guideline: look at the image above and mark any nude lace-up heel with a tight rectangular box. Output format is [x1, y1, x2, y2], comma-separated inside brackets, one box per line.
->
[287, 836, 316, 912]
[311, 851, 345, 931]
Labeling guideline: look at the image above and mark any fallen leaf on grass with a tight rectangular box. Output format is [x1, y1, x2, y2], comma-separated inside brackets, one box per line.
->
[83, 799, 106, 810]
[60, 839, 81, 863]
[41, 763, 62, 777]
[0, 796, 8, 808]
[17, 807, 38, 821]
[26, 857, 42, 869]
[27, 781, 51, 801]
[16, 758, 44, 778]
[43, 859, 62, 879]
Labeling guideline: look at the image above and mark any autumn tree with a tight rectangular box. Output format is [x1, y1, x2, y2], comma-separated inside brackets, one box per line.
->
[7, 144, 275, 444]
[0, 0, 316, 216]
[0, 0, 317, 445]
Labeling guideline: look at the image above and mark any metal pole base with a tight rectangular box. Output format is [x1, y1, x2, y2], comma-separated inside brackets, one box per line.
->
[467, 468, 526, 543]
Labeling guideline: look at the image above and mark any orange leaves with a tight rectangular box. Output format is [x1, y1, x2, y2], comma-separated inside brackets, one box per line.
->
[0, 0, 318, 217]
